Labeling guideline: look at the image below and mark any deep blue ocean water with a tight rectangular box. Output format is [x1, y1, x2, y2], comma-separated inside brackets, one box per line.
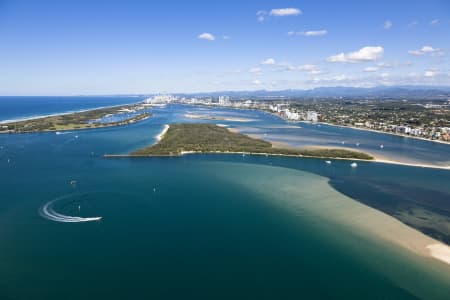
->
[0, 98, 450, 299]
[0, 96, 144, 122]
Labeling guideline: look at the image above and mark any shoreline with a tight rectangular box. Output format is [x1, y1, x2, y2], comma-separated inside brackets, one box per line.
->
[306, 120, 450, 146]
[104, 150, 450, 170]
[230, 127, 450, 170]
[156, 124, 170, 141]
[0, 113, 151, 135]
[0, 101, 143, 124]
[184, 113, 256, 122]
[264, 109, 450, 145]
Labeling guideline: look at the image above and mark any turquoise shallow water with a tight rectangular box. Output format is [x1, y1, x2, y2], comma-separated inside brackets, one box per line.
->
[1, 100, 450, 299]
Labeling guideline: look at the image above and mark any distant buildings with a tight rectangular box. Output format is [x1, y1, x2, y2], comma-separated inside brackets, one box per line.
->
[144, 94, 177, 105]
[306, 111, 319, 122]
[218, 96, 231, 106]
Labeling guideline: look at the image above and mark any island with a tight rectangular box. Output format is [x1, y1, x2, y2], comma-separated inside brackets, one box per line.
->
[110, 123, 374, 160]
[0, 103, 151, 134]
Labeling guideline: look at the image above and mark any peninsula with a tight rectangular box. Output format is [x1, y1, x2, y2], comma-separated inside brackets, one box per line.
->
[122, 123, 374, 160]
[0, 104, 151, 134]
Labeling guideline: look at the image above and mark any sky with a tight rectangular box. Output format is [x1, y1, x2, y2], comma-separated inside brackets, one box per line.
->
[0, 0, 449, 95]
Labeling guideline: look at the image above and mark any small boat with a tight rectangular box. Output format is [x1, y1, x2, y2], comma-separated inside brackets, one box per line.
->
[55, 131, 62, 135]
[351, 162, 358, 168]
[356, 142, 360, 147]
[75, 135, 79, 139]
[341, 141, 345, 145]
[153, 187, 156, 192]
[325, 160, 332, 165]
[7, 158, 10, 164]
[78, 205, 81, 212]
[380, 144, 384, 149]
[70, 180, 77, 187]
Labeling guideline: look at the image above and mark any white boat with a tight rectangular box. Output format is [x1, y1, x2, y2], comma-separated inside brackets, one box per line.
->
[356, 142, 360, 147]
[325, 160, 332, 165]
[380, 144, 384, 149]
[351, 162, 358, 168]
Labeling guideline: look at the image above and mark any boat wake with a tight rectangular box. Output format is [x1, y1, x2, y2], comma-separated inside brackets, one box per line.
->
[39, 195, 102, 223]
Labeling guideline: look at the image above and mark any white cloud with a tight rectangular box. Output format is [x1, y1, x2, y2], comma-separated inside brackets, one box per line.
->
[327, 53, 347, 63]
[198, 33, 215, 41]
[408, 45, 441, 56]
[384, 20, 393, 30]
[424, 70, 438, 77]
[269, 8, 302, 17]
[297, 64, 321, 73]
[289, 29, 328, 36]
[252, 79, 262, 85]
[279, 63, 321, 74]
[261, 58, 276, 65]
[333, 74, 348, 81]
[364, 66, 379, 72]
[257, 11, 267, 22]
[327, 46, 384, 63]
[429, 19, 440, 25]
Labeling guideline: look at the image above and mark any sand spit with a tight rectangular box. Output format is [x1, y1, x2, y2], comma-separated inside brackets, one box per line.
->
[156, 124, 169, 142]
[185, 113, 256, 122]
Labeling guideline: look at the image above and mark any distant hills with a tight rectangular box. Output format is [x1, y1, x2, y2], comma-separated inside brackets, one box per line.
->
[177, 86, 450, 99]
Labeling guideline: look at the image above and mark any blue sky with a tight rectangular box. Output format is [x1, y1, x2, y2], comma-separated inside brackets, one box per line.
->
[0, 0, 449, 95]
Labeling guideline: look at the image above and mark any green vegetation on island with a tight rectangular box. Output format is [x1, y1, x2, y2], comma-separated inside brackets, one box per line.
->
[0, 104, 151, 133]
[130, 123, 374, 160]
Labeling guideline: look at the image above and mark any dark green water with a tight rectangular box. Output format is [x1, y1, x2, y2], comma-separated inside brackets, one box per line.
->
[1, 103, 450, 299]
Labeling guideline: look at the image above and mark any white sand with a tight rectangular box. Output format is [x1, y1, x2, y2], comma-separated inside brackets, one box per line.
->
[427, 244, 450, 265]
[156, 124, 169, 141]
[185, 114, 256, 122]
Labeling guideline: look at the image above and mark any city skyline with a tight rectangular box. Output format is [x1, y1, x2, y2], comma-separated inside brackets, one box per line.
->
[0, 0, 449, 95]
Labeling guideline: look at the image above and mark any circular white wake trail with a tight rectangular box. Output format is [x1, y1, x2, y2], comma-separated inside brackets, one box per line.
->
[39, 196, 102, 223]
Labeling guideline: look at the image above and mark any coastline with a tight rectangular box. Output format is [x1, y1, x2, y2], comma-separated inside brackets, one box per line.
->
[264, 109, 450, 145]
[306, 120, 450, 146]
[156, 124, 170, 141]
[185, 113, 256, 122]
[0, 114, 151, 135]
[0, 101, 142, 124]
[230, 127, 450, 170]
[103, 150, 450, 170]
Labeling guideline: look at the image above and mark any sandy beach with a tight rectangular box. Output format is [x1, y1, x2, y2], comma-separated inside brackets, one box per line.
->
[156, 124, 169, 141]
[231, 127, 450, 170]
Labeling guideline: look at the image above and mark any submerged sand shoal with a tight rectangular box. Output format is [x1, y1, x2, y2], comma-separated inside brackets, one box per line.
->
[209, 162, 450, 299]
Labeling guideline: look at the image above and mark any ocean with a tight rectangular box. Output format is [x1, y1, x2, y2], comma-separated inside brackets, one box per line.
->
[0, 97, 450, 299]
